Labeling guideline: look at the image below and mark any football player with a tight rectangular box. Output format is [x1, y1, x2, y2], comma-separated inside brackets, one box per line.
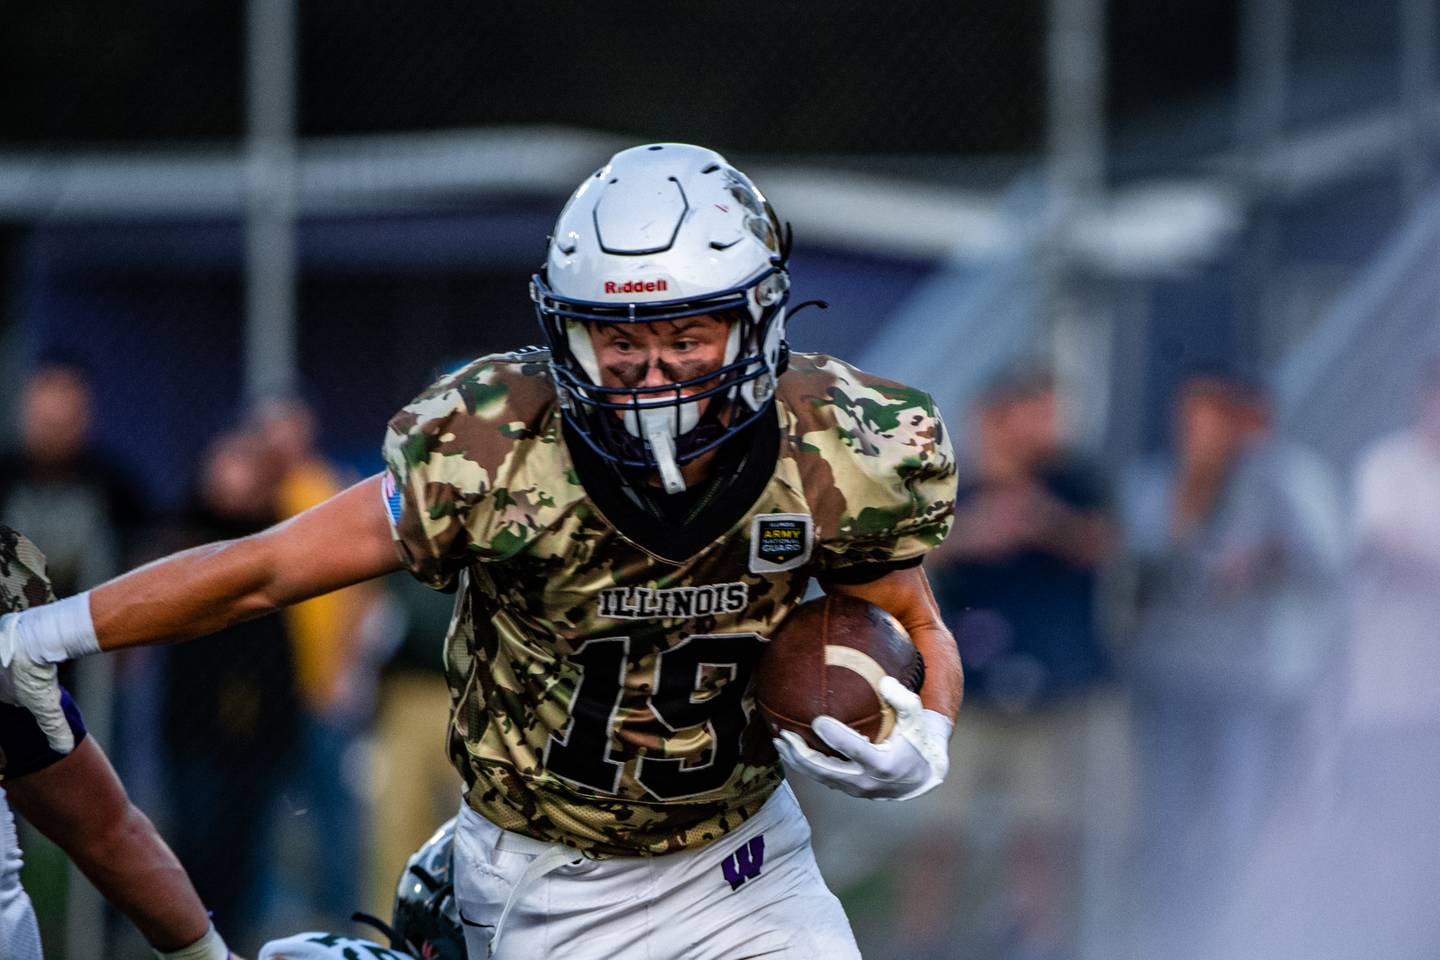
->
[0, 143, 962, 958]
[0, 528, 237, 960]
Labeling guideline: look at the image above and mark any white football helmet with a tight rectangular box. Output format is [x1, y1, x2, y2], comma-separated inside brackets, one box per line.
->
[531, 143, 791, 492]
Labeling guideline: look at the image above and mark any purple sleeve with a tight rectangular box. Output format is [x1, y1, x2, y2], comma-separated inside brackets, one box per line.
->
[0, 687, 88, 779]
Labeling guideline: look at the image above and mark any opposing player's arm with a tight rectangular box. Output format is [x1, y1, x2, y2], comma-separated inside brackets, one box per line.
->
[6, 736, 234, 956]
[92, 474, 402, 651]
[821, 565, 962, 722]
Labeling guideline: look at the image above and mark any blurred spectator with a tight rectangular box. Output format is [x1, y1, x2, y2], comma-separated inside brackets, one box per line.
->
[1311, 354, 1440, 957]
[254, 398, 381, 929]
[0, 357, 143, 602]
[915, 366, 1117, 960]
[1122, 366, 1343, 958]
[1346, 354, 1440, 734]
[161, 429, 300, 955]
[932, 367, 1113, 708]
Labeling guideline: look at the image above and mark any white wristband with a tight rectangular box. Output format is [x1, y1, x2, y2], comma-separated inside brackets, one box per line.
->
[155, 923, 229, 960]
[17, 592, 100, 663]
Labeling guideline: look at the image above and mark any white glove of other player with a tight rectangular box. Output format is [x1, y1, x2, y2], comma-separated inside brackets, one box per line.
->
[0, 611, 73, 754]
[259, 932, 411, 959]
[773, 676, 952, 801]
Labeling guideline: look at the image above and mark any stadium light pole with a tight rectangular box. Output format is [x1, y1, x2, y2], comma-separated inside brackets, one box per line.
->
[245, 0, 300, 407]
[1400, 0, 1437, 205]
[1237, 0, 1291, 364]
[1045, 3, 1125, 960]
[1045, 0, 1110, 458]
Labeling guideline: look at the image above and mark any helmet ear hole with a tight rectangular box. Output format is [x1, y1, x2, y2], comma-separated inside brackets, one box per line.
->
[754, 272, 789, 307]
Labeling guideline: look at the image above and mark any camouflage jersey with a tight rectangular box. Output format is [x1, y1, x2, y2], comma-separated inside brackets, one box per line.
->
[0, 527, 55, 617]
[381, 350, 956, 857]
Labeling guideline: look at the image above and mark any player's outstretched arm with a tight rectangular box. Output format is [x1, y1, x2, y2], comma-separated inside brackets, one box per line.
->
[774, 566, 961, 801]
[6, 736, 243, 958]
[92, 473, 402, 651]
[0, 476, 402, 753]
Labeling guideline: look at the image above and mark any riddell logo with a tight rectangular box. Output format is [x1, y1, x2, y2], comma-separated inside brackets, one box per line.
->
[604, 279, 669, 294]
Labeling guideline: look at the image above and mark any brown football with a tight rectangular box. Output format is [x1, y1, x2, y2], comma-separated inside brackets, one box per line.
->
[756, 594, 926, 758]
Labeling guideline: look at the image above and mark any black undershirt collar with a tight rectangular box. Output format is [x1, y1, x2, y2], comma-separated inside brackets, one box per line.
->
[563, 409, 781, 564]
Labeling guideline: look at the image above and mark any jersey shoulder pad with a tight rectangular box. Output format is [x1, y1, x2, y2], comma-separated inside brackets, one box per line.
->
[382, 350, 559, 512]
[389, 350, 555, 437]
[382, 351, 581, 583]
[776, 353, 957, 569]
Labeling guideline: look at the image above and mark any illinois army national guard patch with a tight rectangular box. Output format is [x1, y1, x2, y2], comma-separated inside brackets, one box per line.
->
[382, 349, 956, 857]
[750, 514, 812, 573]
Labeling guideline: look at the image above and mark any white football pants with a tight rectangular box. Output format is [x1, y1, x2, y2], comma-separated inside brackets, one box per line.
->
[453, 782, 860, 960]
[0, 787, 43, 960]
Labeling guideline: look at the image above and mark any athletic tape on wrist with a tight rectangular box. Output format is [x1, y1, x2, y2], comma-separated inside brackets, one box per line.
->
[18, 592, 99, 663]
[154, 923, 229, 960]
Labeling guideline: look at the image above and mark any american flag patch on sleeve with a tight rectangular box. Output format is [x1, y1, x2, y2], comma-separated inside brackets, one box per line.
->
[381, 471, 404, 526]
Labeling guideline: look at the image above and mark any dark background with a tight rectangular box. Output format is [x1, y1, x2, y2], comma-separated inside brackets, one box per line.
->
[1, 0, 1246, 152]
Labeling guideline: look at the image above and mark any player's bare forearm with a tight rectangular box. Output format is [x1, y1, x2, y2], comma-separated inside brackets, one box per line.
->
[822, 566, 963, 722]
[906, 620, 963, 719]
[91, 474, 403, 650]
[6, 737, 211, 951]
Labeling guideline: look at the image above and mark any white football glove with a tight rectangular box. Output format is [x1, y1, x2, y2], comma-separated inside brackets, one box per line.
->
[258, 932, 410, 960]
[773, 676, 952, 801]
[0, 611, 74, 754]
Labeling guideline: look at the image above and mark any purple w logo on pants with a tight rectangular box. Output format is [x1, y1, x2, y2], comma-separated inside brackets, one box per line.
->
[721, 835, 765, 891]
